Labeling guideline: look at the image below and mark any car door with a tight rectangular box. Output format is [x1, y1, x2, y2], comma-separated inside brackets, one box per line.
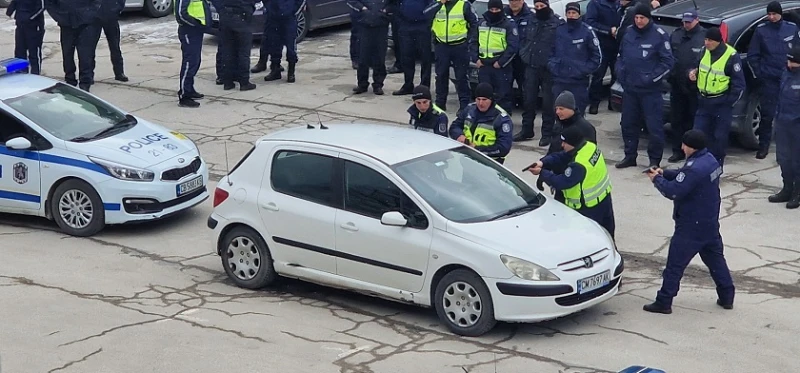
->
[257, 146, 340, 274]
[0, 109, 42, 212]
[334, 154, 433, 293]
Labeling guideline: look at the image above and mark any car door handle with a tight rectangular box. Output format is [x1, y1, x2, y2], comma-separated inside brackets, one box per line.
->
[340, 222, 358, 232]
[260, 202, 279, 211]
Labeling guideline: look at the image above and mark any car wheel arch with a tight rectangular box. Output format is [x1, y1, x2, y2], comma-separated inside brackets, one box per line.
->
[44, 176, 88, 220]
[216, 222, 271, 255]
[428, 263, 481, 306]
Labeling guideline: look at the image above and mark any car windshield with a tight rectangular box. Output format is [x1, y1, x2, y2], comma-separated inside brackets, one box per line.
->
[3, 83, 130, 141]
[392, 146, 544, 223]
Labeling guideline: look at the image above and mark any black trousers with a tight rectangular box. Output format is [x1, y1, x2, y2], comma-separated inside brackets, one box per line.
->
[357, 25, 388, 89]
[101, 19, 124, 76]
[522, 66, 555, 137]
[15, 18, 45, 75]
[390, 19, 402, 69]
[220, 9, 253, 84]
[60, 23, 102, 87]
[398, 27, 432, 90]
[669, 85, 698, 154]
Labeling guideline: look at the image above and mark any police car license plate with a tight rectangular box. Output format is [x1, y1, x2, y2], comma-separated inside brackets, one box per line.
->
[177, 175, 203, 197]
[577, 270, 611, 294]
[212, 12, 219, 21]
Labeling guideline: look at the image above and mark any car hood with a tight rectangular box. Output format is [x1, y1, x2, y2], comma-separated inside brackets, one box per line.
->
[445, 198, 613, 270]
[65, 117, 196, 168]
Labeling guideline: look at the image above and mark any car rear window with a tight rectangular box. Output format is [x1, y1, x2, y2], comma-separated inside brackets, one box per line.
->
[654, 15, 720, 38]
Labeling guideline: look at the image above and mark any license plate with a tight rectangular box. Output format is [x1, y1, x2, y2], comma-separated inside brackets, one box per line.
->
[577, 270, 611, 294]
[212, 13, 219, 21]
[176, 175, 203, 197]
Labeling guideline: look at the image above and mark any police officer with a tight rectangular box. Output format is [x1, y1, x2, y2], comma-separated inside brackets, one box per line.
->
[348, 0, 395, 95]
[6, 0, 45, 75]
[263, 0, 303, 83]
[666, 10, 705, 163]
[391, 0, 435, 95]
[614, 0, 638, 45]
[515, 0, 559, 145]
[528, 125, 615, 237]
[251, 2, 287, 74]
[644, 129, 735, 314]
[768, 46, 800, 208]
[474, 0, 519, 115]
[549, 2, 601, 117]
[504, 0, 533, 123]
[584, 0, 620, 114]
[748, 1, 800, 159]
[407, 85, 449, 136]
[218, 0, 258, 91]
[689, 27, 745, 167]
[46, 0, 103, 91]
[98, 0, 128, 82]
[424, 0, 479, 113]
[175, 0, 211, 108]
[615, 3, 674, 169]
[449, 83, 514, 164]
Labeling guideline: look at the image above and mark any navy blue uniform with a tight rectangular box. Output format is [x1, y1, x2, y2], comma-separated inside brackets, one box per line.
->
[175, 0, 211, 100]
[548, 17, 602, 115]
[651, 148, 735, 308]
[584, 0, 620, 106]
[474, 13, 519, 115]
[518, 11, 561, 139]
[98, 0, 126, 78]
[693, 44, 745, 167]
[774, 68, 800, 187]
[7, 0, 45, 75]
[219, 0, 258, 85]
[668, 24, 705, 157]
[504, 3, 533, 122]
[45, 0, 103, 90]
[424, 0, 479, 113]
[348, 0, 396, 91]
[748, 19, 800, 151]
[408, 104, 449, 136]
[396, 0, 435, 91]
[349, 7, 362, 65]
[616, 21, 674, 165]
[448, 103, 513, 162]
[538, 142, 616, 237]
[266, 0, 304, 67]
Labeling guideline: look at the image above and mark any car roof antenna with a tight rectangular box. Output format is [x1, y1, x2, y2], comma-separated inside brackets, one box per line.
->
[317, 112, 328, 130]
[307, 123, 315, 129]
[691, 0, 698, 10]
[224, 140, 233, 186]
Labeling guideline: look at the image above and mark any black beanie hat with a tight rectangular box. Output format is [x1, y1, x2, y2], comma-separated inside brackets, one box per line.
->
[474, 82, 494, 99]
[634, 3, 651, 18]
[412, 85, 432, 101]
[789, 46, 800, 64]
[488, 0, 503, 10]
[565, 1, 581, 14]
[705, 27, 723, 42]
[534, 0, 549, 5]
[561, 125, 585, 147]
[767, 1, 782, 14]
[682, 129, 706, 150]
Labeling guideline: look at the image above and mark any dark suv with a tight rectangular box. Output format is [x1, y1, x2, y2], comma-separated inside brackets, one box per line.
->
[609, 0, 800, 150]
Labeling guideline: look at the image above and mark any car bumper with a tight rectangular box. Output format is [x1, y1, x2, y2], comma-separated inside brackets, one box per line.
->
[208, 212, 226, 254]
[98, 160, 210, 224]
[486, 253, 623, 323]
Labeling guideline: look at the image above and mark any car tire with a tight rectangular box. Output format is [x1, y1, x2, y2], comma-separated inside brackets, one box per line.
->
[144, 0, 173, 18]
[433, 269, 497, 337]
[50, 179, 106, 237]
[220, 226, 277, 289]
[296, 7, 310, 43]
[736, 96, 761, 150]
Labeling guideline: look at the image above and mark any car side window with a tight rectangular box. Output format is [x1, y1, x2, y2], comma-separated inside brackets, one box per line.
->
[0, 109, 30, 145]
[270, 150, 337, 207]
[344, 161, 429, 229]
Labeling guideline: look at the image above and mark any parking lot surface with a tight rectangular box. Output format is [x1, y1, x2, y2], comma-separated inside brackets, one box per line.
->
[1, 14, 799, 373]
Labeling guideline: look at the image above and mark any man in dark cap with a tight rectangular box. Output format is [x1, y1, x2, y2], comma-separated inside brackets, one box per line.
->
[644, 129, 735, 314]
[584, 0, 621, 114]
[615, 3, 674, 170]
[768, 46, 800, 208]
[748, 1, 800, 159]
[449, 83, 514, 163]
[407, 85, 449, 136]
[474, 0, 519, 115]
[528, 125, 615, 237]
[689, 26, 745, 167]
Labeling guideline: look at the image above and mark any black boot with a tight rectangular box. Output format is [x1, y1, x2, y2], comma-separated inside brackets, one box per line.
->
[756, 145, 769, 159]
[768, 180, 793, 203]
[286, 63, 295, 83]
[787, 181, 800, 209]
[615, 156, 637, 169]
[264, 65, 281, 81]
[643, 301, 672, 314]
[251, 61, 267, 73]
[668, 152, 685, 163]
[588, 102, 599, 115]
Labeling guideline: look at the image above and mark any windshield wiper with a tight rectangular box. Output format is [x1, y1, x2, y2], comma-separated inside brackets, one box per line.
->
[89, 114, 138, 140]
[488, 199, 541, 221]
[69, 136, 93, 142]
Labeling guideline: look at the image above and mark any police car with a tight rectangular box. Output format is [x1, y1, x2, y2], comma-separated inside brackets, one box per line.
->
[0, 58, 209, 236]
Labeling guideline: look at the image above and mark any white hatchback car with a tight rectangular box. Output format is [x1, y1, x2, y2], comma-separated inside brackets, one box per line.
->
[208, 123, 623, 336]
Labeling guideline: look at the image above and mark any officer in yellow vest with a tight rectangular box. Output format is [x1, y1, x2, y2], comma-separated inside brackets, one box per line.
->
[528, 125, 615, 237]
[688, 26, 745, 167]
[449, 83, 514, 164]
[475, 0, 519, 115]
[424, 0, 479, 113]
[175, 0, 211, 108]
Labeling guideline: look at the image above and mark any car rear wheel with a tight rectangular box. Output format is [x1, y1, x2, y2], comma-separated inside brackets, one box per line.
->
[736, 96, 761, 150]
[296, 7, 310, 43]
[144, 0, 172, 18]
[434, 269, 496, 337]
[221, 226, 277, 289]
[51, 179, 106, 237]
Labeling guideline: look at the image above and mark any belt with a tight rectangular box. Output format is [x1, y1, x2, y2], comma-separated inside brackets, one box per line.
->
[699, 92, 726, 98]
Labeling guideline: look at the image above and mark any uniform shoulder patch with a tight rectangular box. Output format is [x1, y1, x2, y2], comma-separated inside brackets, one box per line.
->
[676, 172, 686, 183]
[686, 160, 694, 167]
[757, 23, 766, 28]
[512, 27, 518, 36]
[439, 120, 447, 134]
[502, 121, 511, 133]
[657, 27, 665, 35]
[734, 63, 741, 72]
[664, 41, 671, 50]
[564, 167, 572, 177]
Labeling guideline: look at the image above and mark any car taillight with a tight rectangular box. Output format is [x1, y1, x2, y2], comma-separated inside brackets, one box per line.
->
[720, 21, 729, 43]
[213, 187, 229, 207]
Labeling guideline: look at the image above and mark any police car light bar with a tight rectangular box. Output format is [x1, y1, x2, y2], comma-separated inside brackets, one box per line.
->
[0, 58, 30, 76]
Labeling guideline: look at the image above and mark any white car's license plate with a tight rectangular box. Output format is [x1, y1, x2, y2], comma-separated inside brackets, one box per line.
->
[212, 12, 219, 21]
[177, 175, 203, 197]
[577, 270, 611, 294]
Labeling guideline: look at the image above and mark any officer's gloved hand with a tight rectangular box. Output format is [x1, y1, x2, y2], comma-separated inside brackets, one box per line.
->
[536, 177, 545, 191]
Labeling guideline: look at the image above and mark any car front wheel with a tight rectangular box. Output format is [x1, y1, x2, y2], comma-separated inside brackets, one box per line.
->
[296, 7, 310, 43]
[144, 0, 172, 17]
[736, 96, 761, 150]
[220, 226, 277, 289]
[51, 179, 106, 237]
[434, 269, 497, 337]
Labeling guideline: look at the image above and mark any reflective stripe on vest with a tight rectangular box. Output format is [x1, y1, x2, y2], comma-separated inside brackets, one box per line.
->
[175, 0, 206, 25]
[697, 44, 735, 96]
[432, 0, 468, 44]
[462, 105, 507, 147]
[478, 25, 507, 59]
[562, 142, 612, 209]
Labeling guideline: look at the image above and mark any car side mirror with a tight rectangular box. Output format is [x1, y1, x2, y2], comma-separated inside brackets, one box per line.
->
[380, 211, 408, 227]
[5, 137, 32, 150]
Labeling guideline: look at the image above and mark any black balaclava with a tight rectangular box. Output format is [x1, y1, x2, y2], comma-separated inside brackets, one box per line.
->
[487, 0, 504, 22]
[534, 0, 552, 20]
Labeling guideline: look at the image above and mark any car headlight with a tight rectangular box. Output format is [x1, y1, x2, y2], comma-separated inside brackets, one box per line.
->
[89, 157, 155, 182]
[500, 255, 560, 281]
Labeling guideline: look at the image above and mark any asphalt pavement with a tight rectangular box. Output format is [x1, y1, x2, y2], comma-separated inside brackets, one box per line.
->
[0, 13, 798, 373]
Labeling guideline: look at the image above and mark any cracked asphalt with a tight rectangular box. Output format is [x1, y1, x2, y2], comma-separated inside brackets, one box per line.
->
[1, 13, 799, 373]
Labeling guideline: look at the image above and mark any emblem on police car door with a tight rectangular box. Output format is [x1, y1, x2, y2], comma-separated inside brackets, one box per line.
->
[13, 162, 28, 184]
